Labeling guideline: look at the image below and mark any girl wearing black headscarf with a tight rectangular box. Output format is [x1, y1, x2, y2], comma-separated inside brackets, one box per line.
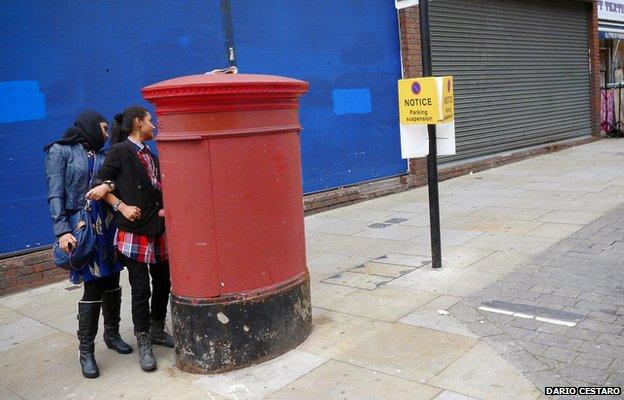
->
[44, 111, 134, 379]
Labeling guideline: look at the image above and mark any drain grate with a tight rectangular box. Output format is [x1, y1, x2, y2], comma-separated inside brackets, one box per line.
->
[368, 216, 410, 229]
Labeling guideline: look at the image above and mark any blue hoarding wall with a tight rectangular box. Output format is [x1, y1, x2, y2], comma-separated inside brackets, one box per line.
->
[0, 1, 404, 255]
[0, 0, 225, 254]
[231, 1, 405, 193]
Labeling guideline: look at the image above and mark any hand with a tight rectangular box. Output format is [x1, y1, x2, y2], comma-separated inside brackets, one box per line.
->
[85, 184, 111, 201]
[58, 233, 77, 254]
[119, 203, 141, 222]
[158, 209, 165, 218]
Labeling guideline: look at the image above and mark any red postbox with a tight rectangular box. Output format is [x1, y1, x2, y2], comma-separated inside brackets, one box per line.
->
[142, 73, 311, 373]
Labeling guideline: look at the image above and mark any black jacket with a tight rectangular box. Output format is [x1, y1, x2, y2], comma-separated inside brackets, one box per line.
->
[94, 140, 165, 236]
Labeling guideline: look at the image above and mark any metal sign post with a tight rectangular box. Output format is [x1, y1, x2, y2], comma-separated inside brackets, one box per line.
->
[419, 0, 442, 269]
[221, 0, 237, 67]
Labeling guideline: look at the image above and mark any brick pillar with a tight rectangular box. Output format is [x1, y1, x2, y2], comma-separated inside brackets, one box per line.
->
[398, 6, 428, 188]
[588, 0, 601, 136]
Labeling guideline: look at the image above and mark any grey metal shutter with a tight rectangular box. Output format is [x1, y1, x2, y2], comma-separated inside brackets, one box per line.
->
[429, 0, 591, 161]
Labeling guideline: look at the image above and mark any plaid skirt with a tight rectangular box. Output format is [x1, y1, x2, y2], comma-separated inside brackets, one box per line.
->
[115, 229, 168, 264]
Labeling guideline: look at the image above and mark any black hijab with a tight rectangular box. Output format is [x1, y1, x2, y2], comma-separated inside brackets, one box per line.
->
[43, 110, 108, 152]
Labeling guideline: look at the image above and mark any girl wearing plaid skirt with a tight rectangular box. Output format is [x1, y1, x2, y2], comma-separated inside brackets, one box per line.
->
[87, 105, 173, 372]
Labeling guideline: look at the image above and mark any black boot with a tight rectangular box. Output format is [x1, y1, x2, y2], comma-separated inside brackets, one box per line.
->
[101, 287, 133, 354]
[77, 301, 101, 378]
[136, 331, 157, 371]
[150, 319, 174, 348]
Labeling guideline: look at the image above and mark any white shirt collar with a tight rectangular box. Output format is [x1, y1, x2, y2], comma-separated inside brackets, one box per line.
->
[128, 137, 145, 150]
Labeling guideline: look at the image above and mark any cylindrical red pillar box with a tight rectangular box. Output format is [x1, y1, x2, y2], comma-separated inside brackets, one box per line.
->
[142, 73, 311, 374]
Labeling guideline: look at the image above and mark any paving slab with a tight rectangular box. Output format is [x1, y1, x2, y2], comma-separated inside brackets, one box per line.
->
[306, 233, 400, 259]
[322, 271, 393, 290]
[528, 223, 584, 239]
[0, 332, 79, 399]
[434, 391, 483, 400]
[0, 283, 78, 323]
[537, 211, 603, 225]
[138, 378, 228, 400]
[400, 307, 477, 338]
[349, 261, 417, 278]
[469, 207, 552, 222]
[319, 286, 438, 322]
[388, 267, 501, 297]
[306, 252, 363, 280]
[0, 330, 184, 400]
[370, 253, 432, 268]
[445, 217, 544, 235]
[0, 385, 22, 400]
[355, 224, 429, 241]
[304, 216, 369, 235]
[463, 251, 528, 276]
[309, 282, 357, 309]
[267, 360, 441, 400]
[395, 213, 433, 227]
[301, 312, 478, 384]
[429, 343, 542, 400]
[194, 349, 328, 400]
[439, 247, 495, 269]
[0, 306, 22, 326]
[460, 233, 561, 255]
[370, 239, 433, 258]
[411, 229, 484, 247]
[0, 316, 58, 353]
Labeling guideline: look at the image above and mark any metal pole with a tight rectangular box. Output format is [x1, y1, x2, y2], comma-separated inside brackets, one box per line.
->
[221, 0, 237, 67]
[615, 83, 622, 136]
[419, 0, 442, 269]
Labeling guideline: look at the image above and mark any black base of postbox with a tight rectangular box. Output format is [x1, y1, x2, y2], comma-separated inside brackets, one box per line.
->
[170, 271, 313, 374]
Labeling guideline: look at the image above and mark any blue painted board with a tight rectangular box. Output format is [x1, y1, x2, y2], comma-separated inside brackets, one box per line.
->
[231, 0, 405, 193]
[0, 0, 405, 255]
[0, 0, 225, 254]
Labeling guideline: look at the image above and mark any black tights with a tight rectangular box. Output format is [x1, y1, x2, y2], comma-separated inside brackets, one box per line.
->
[81, 272, 121, 301]
[121, 255, 171, 333]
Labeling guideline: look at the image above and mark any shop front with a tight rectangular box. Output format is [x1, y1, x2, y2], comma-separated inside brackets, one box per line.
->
[599, 0, 624, 134]
[427, 0, 592, 160]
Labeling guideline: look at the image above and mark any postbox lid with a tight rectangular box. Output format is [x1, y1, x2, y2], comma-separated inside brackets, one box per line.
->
[142, 73, 308, 114]
[143, 73, 308, 99]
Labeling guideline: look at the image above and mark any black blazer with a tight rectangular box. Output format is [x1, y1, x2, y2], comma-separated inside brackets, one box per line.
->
[95, 139, 165, 236]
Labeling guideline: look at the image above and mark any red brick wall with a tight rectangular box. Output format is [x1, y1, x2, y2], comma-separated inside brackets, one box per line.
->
[0, 249, 65, 296]
[398, 5, 428, 188]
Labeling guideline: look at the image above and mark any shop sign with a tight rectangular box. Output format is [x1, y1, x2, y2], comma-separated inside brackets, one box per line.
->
[602, 31, 624, 40]
[598, 0, 624, 23]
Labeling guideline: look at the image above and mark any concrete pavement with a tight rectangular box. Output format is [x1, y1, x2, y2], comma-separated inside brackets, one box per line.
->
[2, 138, 624, 399]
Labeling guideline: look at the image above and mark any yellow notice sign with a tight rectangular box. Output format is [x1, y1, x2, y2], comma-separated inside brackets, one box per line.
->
[441, 76, 454, 122]
[398, 77, 439, 124]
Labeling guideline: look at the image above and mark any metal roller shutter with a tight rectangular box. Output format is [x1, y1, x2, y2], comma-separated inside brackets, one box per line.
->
[429, 0, 591, 161]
